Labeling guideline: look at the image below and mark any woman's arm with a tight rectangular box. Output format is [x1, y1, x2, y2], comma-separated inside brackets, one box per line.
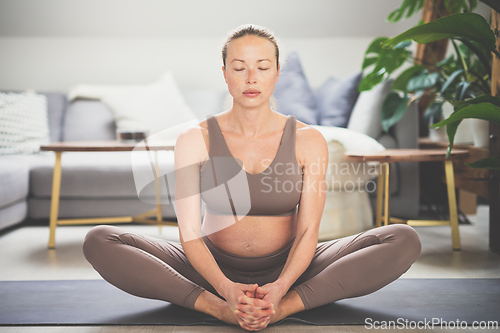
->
[174, 126, 230, 293]
[174, 126, 272, 315]
[254, 127, 329, 305]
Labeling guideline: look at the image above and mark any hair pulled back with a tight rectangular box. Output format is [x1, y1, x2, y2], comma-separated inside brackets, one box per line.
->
[222, 24, 280, 71]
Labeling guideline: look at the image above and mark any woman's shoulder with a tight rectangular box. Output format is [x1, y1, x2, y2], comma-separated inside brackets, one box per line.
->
[295, 118, 326, 144]
[174, 118, 211, 167]
[294, 118, 328, 166]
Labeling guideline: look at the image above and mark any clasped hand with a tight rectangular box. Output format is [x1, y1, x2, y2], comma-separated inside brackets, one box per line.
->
[224, 282, 285, 331]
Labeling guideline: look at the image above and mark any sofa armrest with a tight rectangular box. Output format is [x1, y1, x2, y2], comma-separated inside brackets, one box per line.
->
[310, 125, 384, 191]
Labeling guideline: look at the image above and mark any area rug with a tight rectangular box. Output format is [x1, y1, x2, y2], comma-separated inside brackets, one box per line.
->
[0, 279, 498, 326]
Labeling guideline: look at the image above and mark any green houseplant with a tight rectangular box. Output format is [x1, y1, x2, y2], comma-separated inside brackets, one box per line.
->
[360, 0, 500, 169]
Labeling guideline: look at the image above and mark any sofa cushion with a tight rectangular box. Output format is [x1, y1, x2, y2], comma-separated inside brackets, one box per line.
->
[29, 151, 176, 199]
[316, 72, 362, 128]
[62, 100, 116, 141]
[347, 79, 394, 140]
[272, 51, 318, 125]
[182, 89, 224, 120]
[0, 159, 29, 208]
[42, 92, 67, 142]
[0, 92, 51, 154]
[0, 91, 66, 143]
[100, 72, 198, 140]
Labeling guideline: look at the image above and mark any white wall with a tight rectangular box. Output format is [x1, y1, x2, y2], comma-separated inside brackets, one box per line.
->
[0, 0, 491, 93]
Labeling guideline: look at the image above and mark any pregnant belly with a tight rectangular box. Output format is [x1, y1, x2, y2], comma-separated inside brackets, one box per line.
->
[203, 211, 297, 257]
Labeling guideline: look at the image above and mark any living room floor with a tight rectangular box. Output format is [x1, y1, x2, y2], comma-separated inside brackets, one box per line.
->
[0, 205, 498, 333]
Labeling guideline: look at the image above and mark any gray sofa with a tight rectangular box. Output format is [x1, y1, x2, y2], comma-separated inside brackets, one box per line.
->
[0, 88, 419, 233]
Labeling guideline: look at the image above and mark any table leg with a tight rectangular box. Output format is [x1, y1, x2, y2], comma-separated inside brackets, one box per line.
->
[376, 162, 385, 228]
[445, 160, 461, 251]
[155, 151, 163, 233]
[48, 152, 62, 249]
[383, 162, 391, 227]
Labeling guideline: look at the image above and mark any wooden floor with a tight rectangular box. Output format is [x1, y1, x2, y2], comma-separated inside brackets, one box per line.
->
[0, 205, 498, 332]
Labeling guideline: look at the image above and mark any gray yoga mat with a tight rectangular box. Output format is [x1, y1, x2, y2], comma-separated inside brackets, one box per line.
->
[0, 279, 499, 326]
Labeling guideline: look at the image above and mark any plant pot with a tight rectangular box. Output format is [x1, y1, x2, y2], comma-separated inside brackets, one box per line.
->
[470, 119, 489, 148]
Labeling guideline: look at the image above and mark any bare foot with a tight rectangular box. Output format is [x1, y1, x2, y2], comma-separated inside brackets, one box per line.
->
[268, 306, 287, 325]
[216, 303, 240, 326]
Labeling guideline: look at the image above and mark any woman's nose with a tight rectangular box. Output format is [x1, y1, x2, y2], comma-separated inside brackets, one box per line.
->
[246, 69, 257, 84]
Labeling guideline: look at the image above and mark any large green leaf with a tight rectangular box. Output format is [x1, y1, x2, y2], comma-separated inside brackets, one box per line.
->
[455, 81, 472, 100]
[387, 0, 425, 22]
[366, 37, 389, 54]
[407, 72, 440, 91]
[424, 101, 444, 125]
[382, 13, 496, 52]
[359, 69, 387, 92]
[445, 120, 462, 156]
[430, 102, 500, 128]
[454, 95, 500, 108]
[466, 156, 500, 170]
[382, 92, 411, 132]
[455, 38, 491, 76]
[440, 69, 464, 94]
[362, 56, 378, 70]
[360, 37, 410, 92]
[393, 65, 426, 91]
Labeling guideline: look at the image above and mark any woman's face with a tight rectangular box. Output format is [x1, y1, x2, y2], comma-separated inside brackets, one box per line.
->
[223, 34, 280, 110]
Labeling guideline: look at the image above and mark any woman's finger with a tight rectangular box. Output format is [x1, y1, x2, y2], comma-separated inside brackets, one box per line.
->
[240, 316, 271, 331]
[247, 296, 273, 309]
[238, 295, 271, 308]
[237, 304, 274, 318]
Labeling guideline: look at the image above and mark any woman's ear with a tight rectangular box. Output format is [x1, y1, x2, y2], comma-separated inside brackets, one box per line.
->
[222, 65, 228, 84]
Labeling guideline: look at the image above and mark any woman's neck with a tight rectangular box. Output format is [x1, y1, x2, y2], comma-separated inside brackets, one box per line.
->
[226, 102, 277, 140]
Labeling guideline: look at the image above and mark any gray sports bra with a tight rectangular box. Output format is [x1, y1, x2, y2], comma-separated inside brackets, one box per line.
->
[200, 115, 303, 217]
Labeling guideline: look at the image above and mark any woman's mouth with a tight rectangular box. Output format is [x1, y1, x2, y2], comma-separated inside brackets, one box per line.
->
[243, 90, 260, 98]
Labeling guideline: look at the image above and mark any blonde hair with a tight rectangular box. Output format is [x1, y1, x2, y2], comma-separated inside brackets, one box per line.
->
[221, 24, 280, 71]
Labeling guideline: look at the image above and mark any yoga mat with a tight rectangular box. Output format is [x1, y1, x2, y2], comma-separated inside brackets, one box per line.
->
[0, 279, 499, 326]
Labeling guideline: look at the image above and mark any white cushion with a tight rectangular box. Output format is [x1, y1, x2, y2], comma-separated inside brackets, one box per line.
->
[0, 92, 50, 155]
[311, 125, 385, 152]
[347, 79, 394, 139]
[100, 72, 199, 141]
[67, 84, 143, 102]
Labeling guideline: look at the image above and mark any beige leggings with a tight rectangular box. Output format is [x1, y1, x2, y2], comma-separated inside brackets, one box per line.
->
[83, 224, 421, 311]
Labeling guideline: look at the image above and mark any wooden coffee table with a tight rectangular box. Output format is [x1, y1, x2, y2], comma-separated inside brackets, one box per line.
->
[345, 149, 469, 251]
[40, 140, 176, 249]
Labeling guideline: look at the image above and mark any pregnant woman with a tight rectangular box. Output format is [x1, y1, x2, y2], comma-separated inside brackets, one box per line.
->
[83, 24, 421, 331]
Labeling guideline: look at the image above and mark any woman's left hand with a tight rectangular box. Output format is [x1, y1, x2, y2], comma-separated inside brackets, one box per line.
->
[235, 282, 286, 329]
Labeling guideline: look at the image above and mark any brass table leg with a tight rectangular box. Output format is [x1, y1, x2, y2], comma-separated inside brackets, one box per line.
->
[48, 152, 62, 249]
[375, 162, 385, 228]
[155, 151, 163, 233]
[383, 162, 391, 227]
[445, 160, 461, 250]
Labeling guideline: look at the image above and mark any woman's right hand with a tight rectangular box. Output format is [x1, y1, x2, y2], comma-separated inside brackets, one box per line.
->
[221, 282, 274, 330]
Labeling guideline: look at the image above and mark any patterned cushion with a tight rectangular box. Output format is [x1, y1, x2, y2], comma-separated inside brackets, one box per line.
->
[0, 92, 50, 155]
